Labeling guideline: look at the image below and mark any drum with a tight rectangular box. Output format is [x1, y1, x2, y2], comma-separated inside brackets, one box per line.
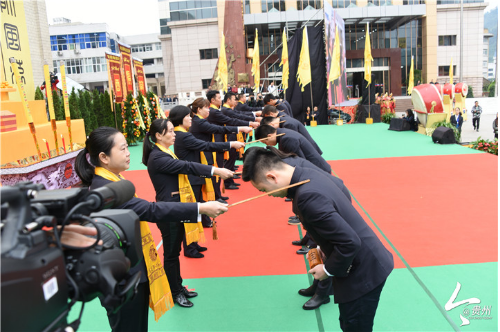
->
[443, 83, 455, 99]
[411, 84, 444, 114]
[455, 82, 468, 97]
[434, 83, 443, 96]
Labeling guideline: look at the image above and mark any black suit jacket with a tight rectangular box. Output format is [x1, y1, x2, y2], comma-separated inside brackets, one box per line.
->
[450, 114, 463, 130]
[174, 130, 230, 186]
[276, 102, 291, 117]
[190, 115, 238, 165]
[280, 100, 293, 116]
[235, 101, 261, 114]
[287, 167, 394, 303]
[276, 128, 331, 173]
[147, 146, 212, 203]
[207, 106, 249, 143]
[282, 156, 349, 201]
[280, 115, 323, 155]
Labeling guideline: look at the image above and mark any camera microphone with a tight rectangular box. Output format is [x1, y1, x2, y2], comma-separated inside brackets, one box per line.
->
[85, 180, 136, 211]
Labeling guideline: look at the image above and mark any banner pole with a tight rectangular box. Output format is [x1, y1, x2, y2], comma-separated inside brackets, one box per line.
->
[60, 61, 73, 151]
[43, 62, 60, 156]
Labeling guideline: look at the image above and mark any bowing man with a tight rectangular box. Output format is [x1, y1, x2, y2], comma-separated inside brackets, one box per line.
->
[242, 151, 394, 332]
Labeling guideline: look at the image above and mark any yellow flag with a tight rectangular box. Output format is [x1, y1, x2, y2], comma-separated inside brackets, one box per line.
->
[329, 26, 341, 86]
[251, 29, 260, 90]
[297, 27, 312, 92]
[280, 29, 289, 95]
[407, 56, 414, 95]
[364, 23, 373, 86]
[217, 33, 228, 92]
[449, 57, 453, 85]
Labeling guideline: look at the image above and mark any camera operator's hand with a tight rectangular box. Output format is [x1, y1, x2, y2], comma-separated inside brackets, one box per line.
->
[199, 201, 228, 218]
[59, 225, 102, 248]
[214, 167, 234, 180]
[238, 126, 253, 134]
[230, 141, 245, 150]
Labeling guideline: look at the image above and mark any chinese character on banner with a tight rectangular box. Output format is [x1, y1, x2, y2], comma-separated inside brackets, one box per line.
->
[4, 23, 20, 50]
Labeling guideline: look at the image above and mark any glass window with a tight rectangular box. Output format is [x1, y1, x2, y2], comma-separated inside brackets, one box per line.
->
[202, 8, 211, 18]
[187, 10, 196, 19]
[186, 0, 196, 8]
[178, 1, 187, 9]
[202, 79, 211, 89]
[171, 12, 180, 21]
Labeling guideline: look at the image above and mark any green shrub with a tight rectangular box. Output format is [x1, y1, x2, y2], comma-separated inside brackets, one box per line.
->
[381, 112, 395, 124]
[471, 137, 498, 155]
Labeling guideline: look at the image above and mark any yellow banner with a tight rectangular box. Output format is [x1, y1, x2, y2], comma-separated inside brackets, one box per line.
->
[364, 23, 373, 86]
[217, 34, 228, 93]
[297, 27, 311, 92]
[251, 29, 260, 90]
[280, 29, 289, 95]
[0, 0, 35, 101]
[329, 26, 341, 84]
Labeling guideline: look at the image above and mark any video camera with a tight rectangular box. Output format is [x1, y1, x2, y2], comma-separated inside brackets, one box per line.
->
[1, 180, 142, 332]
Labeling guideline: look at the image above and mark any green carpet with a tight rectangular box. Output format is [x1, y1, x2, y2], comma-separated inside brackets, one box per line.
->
[68, 263, 497, 332]
[307, 123, 482, 161]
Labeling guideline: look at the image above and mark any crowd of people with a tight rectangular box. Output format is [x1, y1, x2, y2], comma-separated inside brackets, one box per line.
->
[65, 89, 396, 332]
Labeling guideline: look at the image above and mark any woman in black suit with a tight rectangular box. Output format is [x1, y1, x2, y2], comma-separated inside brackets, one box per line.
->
[171, 106, 245, 256]
[189, 98, 252, 202]
[143, 117, 233, 308]
[402, 109, 417, 131]
[75, 127, 227, 331]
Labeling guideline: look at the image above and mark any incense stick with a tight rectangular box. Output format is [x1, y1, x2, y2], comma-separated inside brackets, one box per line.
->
[228, 180, 310, 207]
[246, 133, 285, 144]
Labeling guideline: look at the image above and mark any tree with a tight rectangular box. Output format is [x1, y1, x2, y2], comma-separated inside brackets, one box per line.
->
[115, 102, 123, 133]
[35, 86, 44, 100]
[78, 90, 91, 135]
[52, 90, 65, 120]
[122, 93, 141, 145]
[69, 88, 81, 119]
[92, 89, 105, 127]
[488, 80, 496, 97]
[466, 86, 474, 98]
[101, 91, 116, 128]
[84, 90, 98, 132]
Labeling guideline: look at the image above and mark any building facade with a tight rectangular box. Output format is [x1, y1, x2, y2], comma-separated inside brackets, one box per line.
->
[49, 20, 165, 94]
[158, 0, 491, 98]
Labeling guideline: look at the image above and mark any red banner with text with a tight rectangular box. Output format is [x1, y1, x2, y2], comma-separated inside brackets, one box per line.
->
[133, 58, 146, 95]
[118, 42, 133, 95]
[105, 52, 124, 103]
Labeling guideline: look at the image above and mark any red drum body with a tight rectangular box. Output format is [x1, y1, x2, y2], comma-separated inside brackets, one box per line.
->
[411, 84, 444, 114]
[455, 82, 468, 97]
[434, 83, 443, 96]
[443, 83, 455, 99]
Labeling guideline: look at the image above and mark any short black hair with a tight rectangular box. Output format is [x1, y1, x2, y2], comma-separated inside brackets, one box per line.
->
[242, 147, 286, 183]
[254, 124, 277, 140]
[260, 116, 278, 126]
[262, 105, 278, 116]
[237, 93, 246, 100]
[206, 90, 219, 103]
[263, 94, 276, 104]
[223, 91, 236, 104]
[169, 105, 191, 127]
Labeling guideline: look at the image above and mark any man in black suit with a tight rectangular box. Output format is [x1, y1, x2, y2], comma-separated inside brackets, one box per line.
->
[235, 93, 263, 115]
[264, 94, 292, 116]
[206, 90, 258, 192]
[254, 125, 330, 173]
[450, 107, 464, 134]
[261, 105, 322, 155]
[242, 152, 394, 332]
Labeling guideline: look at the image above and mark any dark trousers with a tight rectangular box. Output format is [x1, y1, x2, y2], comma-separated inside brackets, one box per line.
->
[157, 219, 184, 296]
[473, 117, 480, 130]
[310, 278, 333, 296]
[107, 281, 149, 332]
[223, 149, 237, 186]
[338, 280, 386, 332]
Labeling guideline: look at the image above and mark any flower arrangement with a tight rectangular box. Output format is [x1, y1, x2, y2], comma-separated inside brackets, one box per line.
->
[470, 137, 498, 155]
[381, 112, 395, 124]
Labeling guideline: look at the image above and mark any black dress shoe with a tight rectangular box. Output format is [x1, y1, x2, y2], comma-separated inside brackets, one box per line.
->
[221, 196, 229, 200]
[288, 216, 300, 225]
[175, 293, 194, 307]
[182, 287, 198, 298]
[216, 198, 228, 204]
[184, 251, 204, 258]
[292, 239, 307, 246]
[285, 198, 292, 202]
[298, 284, 317, 297]
[233, 182, 241, 186]
[296, 247, 310, 255]
[225, 184, 239, 190]
[195, 244, 208, 252]
[233, 175, 241, 179]
[303, 294, 330, 310]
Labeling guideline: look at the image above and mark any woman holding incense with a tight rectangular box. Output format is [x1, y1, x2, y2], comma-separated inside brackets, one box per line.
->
[142, 118, 233, 308]
[75, 127, 227, 331]
[189, 98, 252, 203]
[170, 106, 245, 257]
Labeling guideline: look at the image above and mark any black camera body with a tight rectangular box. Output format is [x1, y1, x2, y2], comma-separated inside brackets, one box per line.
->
[1, 181, 142, 332]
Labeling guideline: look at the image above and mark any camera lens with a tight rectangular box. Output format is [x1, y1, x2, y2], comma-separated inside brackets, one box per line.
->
[84, 218, 127, 250]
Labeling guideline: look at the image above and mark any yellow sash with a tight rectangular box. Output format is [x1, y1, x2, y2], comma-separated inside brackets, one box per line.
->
[94, 167, 174, 321]
[222, 103, 232, 160]
[174, 125, 215, 202]
[154, 143, 205, 245]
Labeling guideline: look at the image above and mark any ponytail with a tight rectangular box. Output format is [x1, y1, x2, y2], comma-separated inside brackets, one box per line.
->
[143, 118, 170, 166]
[75, 126, 120, 186]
